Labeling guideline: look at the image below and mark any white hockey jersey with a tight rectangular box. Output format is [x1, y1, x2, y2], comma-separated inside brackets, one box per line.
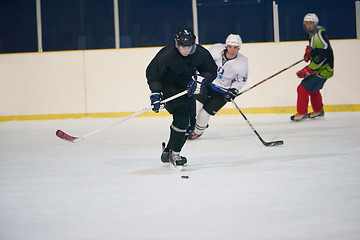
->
[208, 43, 248, 94]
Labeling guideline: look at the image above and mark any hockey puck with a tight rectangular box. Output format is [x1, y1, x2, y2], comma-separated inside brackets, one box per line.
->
[181, 175, 189, 179]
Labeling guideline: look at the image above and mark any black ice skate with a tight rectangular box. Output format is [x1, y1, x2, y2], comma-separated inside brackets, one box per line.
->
[161, 142, 187, 165]
[161, 150, 170, 163]
[169, 149, 187, 168]
[161, 142, 170, 163]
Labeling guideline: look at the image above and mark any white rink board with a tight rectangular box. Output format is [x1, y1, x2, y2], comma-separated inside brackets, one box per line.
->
[0, 40, 359, 116]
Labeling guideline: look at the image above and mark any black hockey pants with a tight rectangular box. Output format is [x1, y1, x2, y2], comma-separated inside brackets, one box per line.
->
[165, 94, 195, 152]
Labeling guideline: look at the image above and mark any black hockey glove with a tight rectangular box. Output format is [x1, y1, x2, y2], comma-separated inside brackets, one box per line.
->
[150, 91, 163, 113]
[224, 88, 239, 102]
[187, 74, 207, 97]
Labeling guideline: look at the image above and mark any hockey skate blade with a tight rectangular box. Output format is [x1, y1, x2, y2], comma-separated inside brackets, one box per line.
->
[161, 162, 170, 168]
[169, 163, 183, 171]
[161, 161, 184, 171]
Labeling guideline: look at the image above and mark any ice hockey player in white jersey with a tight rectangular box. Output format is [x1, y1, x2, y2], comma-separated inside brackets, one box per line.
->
[188, 34, 248, 140]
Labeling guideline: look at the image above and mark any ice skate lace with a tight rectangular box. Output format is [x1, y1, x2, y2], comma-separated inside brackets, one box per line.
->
[171, 152, 182, 161]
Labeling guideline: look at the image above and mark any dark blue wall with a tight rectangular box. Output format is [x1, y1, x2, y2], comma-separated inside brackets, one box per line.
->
[0, 0, 357, 53]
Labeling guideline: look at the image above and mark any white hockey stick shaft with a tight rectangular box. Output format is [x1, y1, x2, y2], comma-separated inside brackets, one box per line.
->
[73, 89, 188, 142]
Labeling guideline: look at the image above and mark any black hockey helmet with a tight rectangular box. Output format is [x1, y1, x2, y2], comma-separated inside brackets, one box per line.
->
[175, 29, 196, 47]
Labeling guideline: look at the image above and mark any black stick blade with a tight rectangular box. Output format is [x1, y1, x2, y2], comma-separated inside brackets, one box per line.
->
[264, 140, 284, 147]
[56, 129, 78, 143]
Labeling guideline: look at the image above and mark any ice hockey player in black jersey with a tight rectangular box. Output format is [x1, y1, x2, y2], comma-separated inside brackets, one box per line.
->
[146, 29, 217, 167]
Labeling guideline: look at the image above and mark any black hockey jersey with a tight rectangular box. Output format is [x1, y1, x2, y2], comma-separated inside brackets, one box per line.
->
[146, 44, 217, 97]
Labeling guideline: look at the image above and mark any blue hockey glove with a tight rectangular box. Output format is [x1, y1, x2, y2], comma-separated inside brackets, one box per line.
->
[224, 88, 239, 102]
[150, 91, 163, 113]
[187, 74, 207, 97]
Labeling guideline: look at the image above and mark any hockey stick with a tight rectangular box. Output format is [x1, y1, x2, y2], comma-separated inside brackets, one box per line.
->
[56, 90, 188, 143]
[231, 99, 284, 147]
[237, 59, 304, 96]
[228, 60, 302, 145]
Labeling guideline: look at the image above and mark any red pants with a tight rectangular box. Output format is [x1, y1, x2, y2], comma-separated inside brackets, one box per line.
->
[297, 84, 323, 114]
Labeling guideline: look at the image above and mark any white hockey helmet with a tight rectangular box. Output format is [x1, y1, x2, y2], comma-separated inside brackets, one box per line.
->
[303, 13, 319, 24]
[225, 34, 242, 48]
[303, 13, 319, 35]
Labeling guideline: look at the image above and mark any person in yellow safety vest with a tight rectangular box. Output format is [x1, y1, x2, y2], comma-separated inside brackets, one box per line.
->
[291, 13, 334, 121]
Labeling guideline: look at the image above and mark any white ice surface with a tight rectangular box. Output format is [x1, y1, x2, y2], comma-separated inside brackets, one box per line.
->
[1, 112, 360, 240]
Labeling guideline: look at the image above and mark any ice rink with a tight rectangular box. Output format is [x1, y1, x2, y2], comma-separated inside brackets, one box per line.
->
[1, 112, 360, 240]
